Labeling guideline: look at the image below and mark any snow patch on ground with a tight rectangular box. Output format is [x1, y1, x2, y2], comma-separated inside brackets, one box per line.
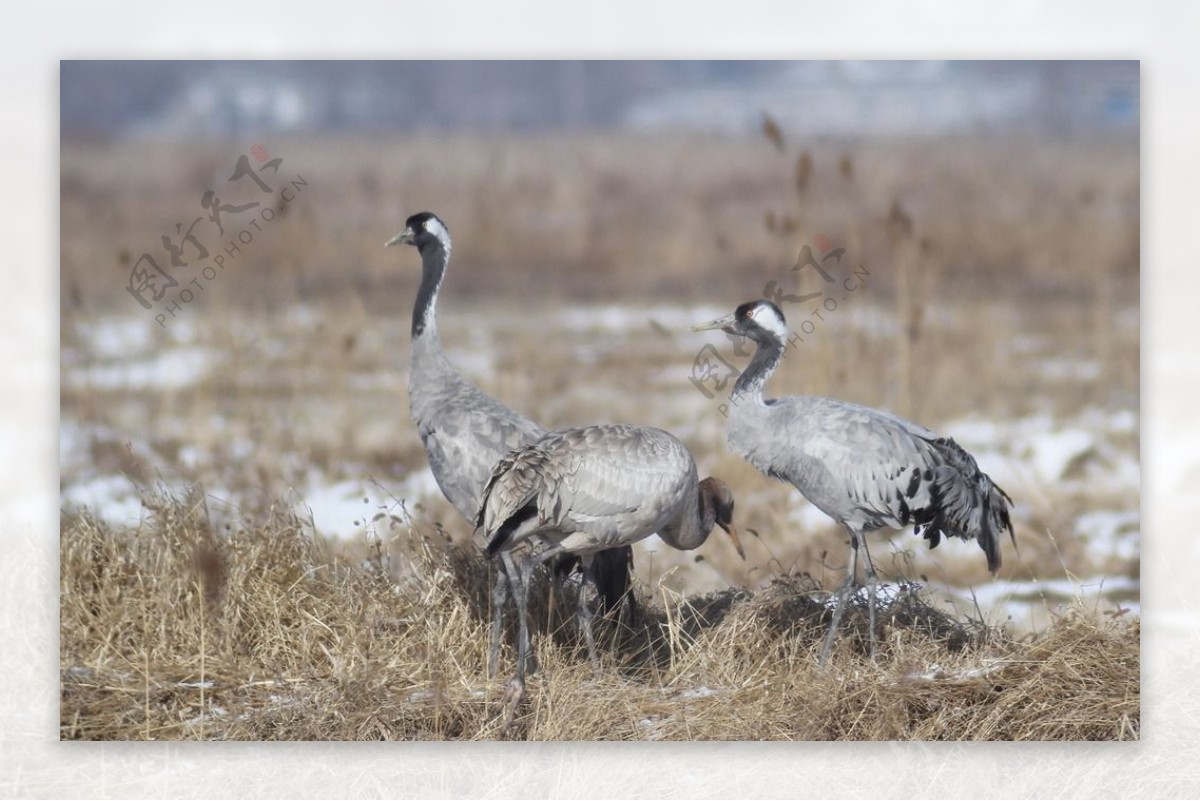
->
[394, 467, 444, 504]
[941, 575, 1140, 627]
[942, 411, 1137, 490]
[66, 346, 215, 391]
[1075, 510, 1140, 562]
[1027, 429, 1097, 482]
[71, 316, 155, 361]
[292, 479, 401, 541]
[557, 304, 728, 334]
[789, 500, 836, 533]
[291, 467, 444, 540]
[61, 475, 146, 528]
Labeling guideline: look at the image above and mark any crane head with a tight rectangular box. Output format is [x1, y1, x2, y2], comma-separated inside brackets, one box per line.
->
[385, 211, 450, 251]
[690, 300, 788, 345]
[700, 477, 745, 560]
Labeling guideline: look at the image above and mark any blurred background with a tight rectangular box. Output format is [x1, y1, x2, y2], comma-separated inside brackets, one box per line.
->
[60, 60, 1139, 632]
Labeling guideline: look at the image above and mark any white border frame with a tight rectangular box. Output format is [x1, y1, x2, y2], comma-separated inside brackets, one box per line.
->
[6, 1, 1195, 796]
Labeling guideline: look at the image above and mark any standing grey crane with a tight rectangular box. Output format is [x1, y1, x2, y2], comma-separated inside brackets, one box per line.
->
[476, 423, 745, 685]
[384, 212, 635, 632]
[691, 300, 1014, 665]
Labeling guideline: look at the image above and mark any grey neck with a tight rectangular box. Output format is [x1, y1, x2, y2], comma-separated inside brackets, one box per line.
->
[412, 240, 449, 340]
[730, 334, 784, 406]
[659, 483, 717, 551]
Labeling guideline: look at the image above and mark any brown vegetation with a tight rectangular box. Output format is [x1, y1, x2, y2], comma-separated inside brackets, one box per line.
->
[60, 133, 1138, 312]
[60, 498, 1138, 741]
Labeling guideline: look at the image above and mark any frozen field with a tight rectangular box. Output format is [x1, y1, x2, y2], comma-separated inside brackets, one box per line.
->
[61, 293, 1139, 635]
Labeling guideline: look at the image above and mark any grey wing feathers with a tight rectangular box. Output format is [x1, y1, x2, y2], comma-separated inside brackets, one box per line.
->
[767, 397, 1014, 572]
[477, 424, 691, 556]
[553, 425, 692, 521]
[843, 433, 1013, 572]
[477, 439, 556, 532]
[546, 425, 680, 518]
[478, 444, 549, 556]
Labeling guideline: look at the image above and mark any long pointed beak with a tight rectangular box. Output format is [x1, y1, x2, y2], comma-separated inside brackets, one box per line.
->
[385, 227, 415, 247]
[690, 312, 738, 333]
[720, 520, 746, 560]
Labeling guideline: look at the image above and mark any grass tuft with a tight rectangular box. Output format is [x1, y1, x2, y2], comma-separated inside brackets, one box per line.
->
[61, 494, 1138, 741]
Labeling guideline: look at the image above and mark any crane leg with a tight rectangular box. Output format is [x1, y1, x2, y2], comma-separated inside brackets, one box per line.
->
[859, 535, 879, 662]
[819, 532, 860, 666]
[516, 555, 538, 679]
[501, 551, 533, 685]
[488, 557, 510, 679]
[576, 554, 599, 664]
[499, 560, 531, 718]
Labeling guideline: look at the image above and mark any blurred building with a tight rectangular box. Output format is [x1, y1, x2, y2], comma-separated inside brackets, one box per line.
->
[626, 61, 1140, 136]
[61, 60, 1138, 139]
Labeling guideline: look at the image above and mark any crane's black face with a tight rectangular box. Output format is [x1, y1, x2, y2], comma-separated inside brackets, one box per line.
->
[701, 477, 745, 560]
[385, 212, 449, 251]
[690, 300, 788, 346]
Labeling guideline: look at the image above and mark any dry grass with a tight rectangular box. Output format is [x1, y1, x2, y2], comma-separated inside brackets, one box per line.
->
[60, 130, 1140, 741]
[60, 494, 1139, 741]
